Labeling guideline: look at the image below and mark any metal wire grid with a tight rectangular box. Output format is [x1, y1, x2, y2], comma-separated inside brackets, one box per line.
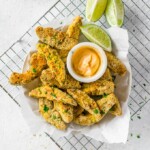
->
[0, 0, 150, 149]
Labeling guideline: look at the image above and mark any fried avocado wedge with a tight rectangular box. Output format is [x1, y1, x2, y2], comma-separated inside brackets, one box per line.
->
[36, 26, 78, 51]
[73, 105, 84, 118]
[37, 43, 66, 85]
[9, 53, 47, 85]
[105, 51, 127, 76]
[54, 101, 73, 123]
[29, 86, 77, 106]
[101, 68, 112, 81]
[40, 69, 81, 89]
[109, 94, 122, 116]
[39, 98, 66, 130]
[67, 89, 100, 117]
[74, 93, 116, 126]
[66, 16, 82, 40]
[82, 80, 114, 95]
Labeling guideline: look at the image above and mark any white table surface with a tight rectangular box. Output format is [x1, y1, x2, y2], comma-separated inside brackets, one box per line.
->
[0, 0, 150, 150]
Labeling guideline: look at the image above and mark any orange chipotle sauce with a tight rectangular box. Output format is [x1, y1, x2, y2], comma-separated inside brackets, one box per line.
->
[72, 46, 101, 77]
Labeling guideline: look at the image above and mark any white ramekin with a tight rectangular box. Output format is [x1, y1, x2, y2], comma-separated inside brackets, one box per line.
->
[67, 42, 107, 83]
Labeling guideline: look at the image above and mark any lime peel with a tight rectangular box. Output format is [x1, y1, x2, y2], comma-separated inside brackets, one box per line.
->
[80, 24, 112, 52]
[86, 0, 108, 22]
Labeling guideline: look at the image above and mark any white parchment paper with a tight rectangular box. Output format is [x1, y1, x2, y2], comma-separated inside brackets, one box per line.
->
[19, 18, 131, 144]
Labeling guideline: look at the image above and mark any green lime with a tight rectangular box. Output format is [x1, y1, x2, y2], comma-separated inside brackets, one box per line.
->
[105, 0, 124, 27]
[80, 24, 112, 52]
[86, 0, 108, 22]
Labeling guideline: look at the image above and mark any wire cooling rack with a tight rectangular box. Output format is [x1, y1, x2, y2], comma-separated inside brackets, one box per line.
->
[0, 0, 150, 149]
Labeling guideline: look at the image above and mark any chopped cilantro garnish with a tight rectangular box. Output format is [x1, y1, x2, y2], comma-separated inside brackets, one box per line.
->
[93, 109, 99, 114]
[52, 115, 56, 119]
[60, 21, 63, 24]
[139, 102, 143, 104]
[130, 133, 133, 136]
[51, 93, 57, 98]
[43, 105, 49, 112]
[137, 135, 140, 138]
[64, 109, 68, 113]
[103, 93, 108, 98]
[137, 116, 141, 119]
[32, 68, 37, 73]
[38, 88, 42, 94]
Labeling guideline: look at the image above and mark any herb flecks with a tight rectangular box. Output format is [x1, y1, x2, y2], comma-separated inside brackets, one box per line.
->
[32, 68, 37, 73]
[51, 93, 57, 98]
[43, 105, 49, 112]
[137, 135, 140, 138]
[52, 115, 57, 119]
[93, 109, 99, 114]
[137, 116, 141, 119]
[103, 93, 108, 98]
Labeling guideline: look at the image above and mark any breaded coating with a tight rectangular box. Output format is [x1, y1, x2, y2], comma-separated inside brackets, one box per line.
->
[82, 80, 115, 95]
[101, 68, 112, 81]
[74, 95, 116, 126]
[57, 49, 69, 63]
[54, 101, 73, 123]
[29, 86, 77, 106]
[41, 69, 81, 89]
[36, 26, 78, 51]
[37, 43, 66, 85]
[97, 93, 116, 114]
[67, 89, 100, 117]
[9, 53, 47, 85]
[39, 98, 66, 130]
[105, 51, 127, 76]
[109, 94, 122, 116]
[74, 113, 100, 126]
[66, 16, 82, 40]
[73, 105, 84, 118]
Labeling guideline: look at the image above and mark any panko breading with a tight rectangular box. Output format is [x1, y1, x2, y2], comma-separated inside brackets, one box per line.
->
[105, 51, 127, 76]
[57, 49, 69, 63]
[9, 53, 47, 85]
[74, 113, 99, 126]
[39, 98, 66, 130]
[74, 95, 116, 126]
[29, 86, 77, 106]
[37, 43, 66, 85]
[41, 70, 81, 89]
[97, 93, 116, 115]
[101, 68, 112, 81]
[67, 89, 100, 117]
[54, 101, 73, 123]
[82, 80, 115, 95]
[108, 94, 122, 116]
[73, 105, 84, 117]
[36, 26, 78, 51]
[66, 16, 82, 40]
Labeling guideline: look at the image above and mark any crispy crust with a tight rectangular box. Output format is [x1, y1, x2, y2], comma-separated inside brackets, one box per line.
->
[82, 80, 115, 95]
[105, 51, 127, 76]
[9, 53, 47, 85]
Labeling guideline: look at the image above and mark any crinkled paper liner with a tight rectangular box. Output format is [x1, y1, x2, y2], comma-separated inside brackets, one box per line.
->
[18, 17, 132, 143]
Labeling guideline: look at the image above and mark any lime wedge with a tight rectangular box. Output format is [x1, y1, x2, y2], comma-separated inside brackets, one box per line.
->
[86, 0, 108, 22]
[105, 0, 124, 27]
[80, 24, 112, 52]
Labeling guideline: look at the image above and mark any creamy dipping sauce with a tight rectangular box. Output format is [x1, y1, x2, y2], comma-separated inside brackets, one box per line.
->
[72, 46, 101, 77]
